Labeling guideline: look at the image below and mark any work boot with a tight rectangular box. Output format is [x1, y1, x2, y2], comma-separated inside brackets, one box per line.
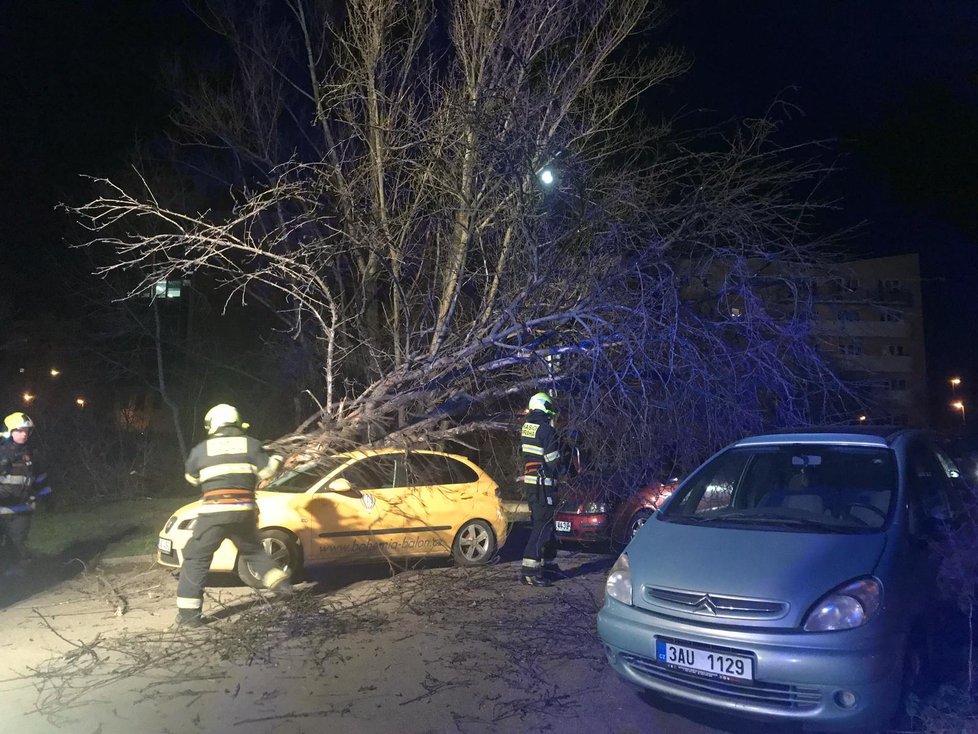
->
[262, 567, 294, 597]
[171, 612, 204, 629]
[269, 579, 294, 597]
[520, 573, 552, 588]
[542, 562, 564, 580]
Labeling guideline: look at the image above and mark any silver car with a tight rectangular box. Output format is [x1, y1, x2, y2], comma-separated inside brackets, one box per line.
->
[597, 427, 965, 731]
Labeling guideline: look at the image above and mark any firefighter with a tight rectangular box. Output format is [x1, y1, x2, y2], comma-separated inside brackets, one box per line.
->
[174, 403, 293, 627]
[519, 392, 566, 587]
[0, 412, 53, 576]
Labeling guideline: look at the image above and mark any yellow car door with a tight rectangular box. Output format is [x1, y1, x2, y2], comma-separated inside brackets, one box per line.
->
[304, 453, 422, 562]
[401, 452, 483, 555]
[367, 451, 459, 557]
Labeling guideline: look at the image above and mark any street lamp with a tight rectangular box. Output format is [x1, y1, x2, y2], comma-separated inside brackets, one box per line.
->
[858, 415, 867, 423]
[951, 377, 961, 395]
[538, 167, 555, 186]
[22, 392, 35, 405]
[952, 400, 966, 427]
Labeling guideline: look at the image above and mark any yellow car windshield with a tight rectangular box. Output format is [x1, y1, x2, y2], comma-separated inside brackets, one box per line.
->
[265, 457, 350, 493]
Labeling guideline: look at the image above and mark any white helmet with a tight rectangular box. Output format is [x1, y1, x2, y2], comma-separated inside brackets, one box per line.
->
[204, 404, 241, 434]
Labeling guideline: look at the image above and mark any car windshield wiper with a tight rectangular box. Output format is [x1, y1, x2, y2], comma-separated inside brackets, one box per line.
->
[677, 512, 840, 531]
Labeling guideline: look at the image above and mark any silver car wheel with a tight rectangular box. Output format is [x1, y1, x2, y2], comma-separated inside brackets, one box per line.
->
[628, 509, 653, 540]
[452, 519, 497, 566]
[261, 536, 292, 570]
[238, 529, 300, 588]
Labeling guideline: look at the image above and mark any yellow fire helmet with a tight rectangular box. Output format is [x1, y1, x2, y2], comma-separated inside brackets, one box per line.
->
[3, 412, 34, 432]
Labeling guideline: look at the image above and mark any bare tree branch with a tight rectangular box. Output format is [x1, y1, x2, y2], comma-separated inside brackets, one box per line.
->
[68, 0, 853, 480]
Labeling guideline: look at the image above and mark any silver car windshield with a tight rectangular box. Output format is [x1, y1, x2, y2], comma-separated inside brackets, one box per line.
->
[662, 445, 897, 531]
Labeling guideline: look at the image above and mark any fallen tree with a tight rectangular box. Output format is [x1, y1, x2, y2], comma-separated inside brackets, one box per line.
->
[71, 0, 850, 481]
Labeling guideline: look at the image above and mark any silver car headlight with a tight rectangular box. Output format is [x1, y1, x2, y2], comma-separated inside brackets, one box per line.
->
[605, 553, 632, 605]
[803, 577, 882, 632]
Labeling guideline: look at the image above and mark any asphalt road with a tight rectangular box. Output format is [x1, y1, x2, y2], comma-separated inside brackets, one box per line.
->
[0, 529, 801, 734]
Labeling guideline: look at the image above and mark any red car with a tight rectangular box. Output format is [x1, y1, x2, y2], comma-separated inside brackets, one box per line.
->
[553, 478, 679, 550]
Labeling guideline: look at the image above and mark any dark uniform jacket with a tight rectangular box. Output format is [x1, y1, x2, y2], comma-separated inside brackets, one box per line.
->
[184, 427, 281, 513]
[520, 410, 562, 489]
[0, 437, 52, 514]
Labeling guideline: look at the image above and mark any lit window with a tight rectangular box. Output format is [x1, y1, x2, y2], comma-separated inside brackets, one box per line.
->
[147, 279, 187, 299]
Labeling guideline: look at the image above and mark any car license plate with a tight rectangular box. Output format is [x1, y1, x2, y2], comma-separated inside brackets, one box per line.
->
[655, 638, 753, 681]
[555, 520, 572, 532]
[157, 537, 173, 554]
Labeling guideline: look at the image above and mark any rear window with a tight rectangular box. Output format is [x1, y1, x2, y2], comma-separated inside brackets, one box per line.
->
[407, 454, 480, 486]
[662, 444, 897, 532]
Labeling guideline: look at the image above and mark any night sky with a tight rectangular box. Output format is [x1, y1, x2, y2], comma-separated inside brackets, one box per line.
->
[0, 0, 200, 301]
[668, 1, 978, 416]
[2, 1, 977, 421]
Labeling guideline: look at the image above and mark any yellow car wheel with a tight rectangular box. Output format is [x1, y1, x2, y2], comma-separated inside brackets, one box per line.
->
[452, 519, 497, 566]
[237, 529, 302, 588]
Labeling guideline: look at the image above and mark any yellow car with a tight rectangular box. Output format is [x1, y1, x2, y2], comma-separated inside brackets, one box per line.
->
[156, 448, 509, 586]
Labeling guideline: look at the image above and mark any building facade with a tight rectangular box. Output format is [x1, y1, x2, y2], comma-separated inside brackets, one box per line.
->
[812, 254, 928, 426]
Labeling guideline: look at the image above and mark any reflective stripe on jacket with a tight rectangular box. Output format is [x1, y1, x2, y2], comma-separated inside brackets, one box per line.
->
[184, 428, 281, 510]
[520, 411, 561, 488]
[0, 437, 49, 511]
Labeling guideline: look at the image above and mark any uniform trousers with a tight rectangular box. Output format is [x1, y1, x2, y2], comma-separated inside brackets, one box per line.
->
[0, 513, 31, 566]
[176, 508, 285, 620]
[521, 485, 558, 578]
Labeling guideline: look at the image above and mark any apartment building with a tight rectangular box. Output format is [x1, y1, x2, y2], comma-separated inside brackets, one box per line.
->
[811, 254, 928, 426]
